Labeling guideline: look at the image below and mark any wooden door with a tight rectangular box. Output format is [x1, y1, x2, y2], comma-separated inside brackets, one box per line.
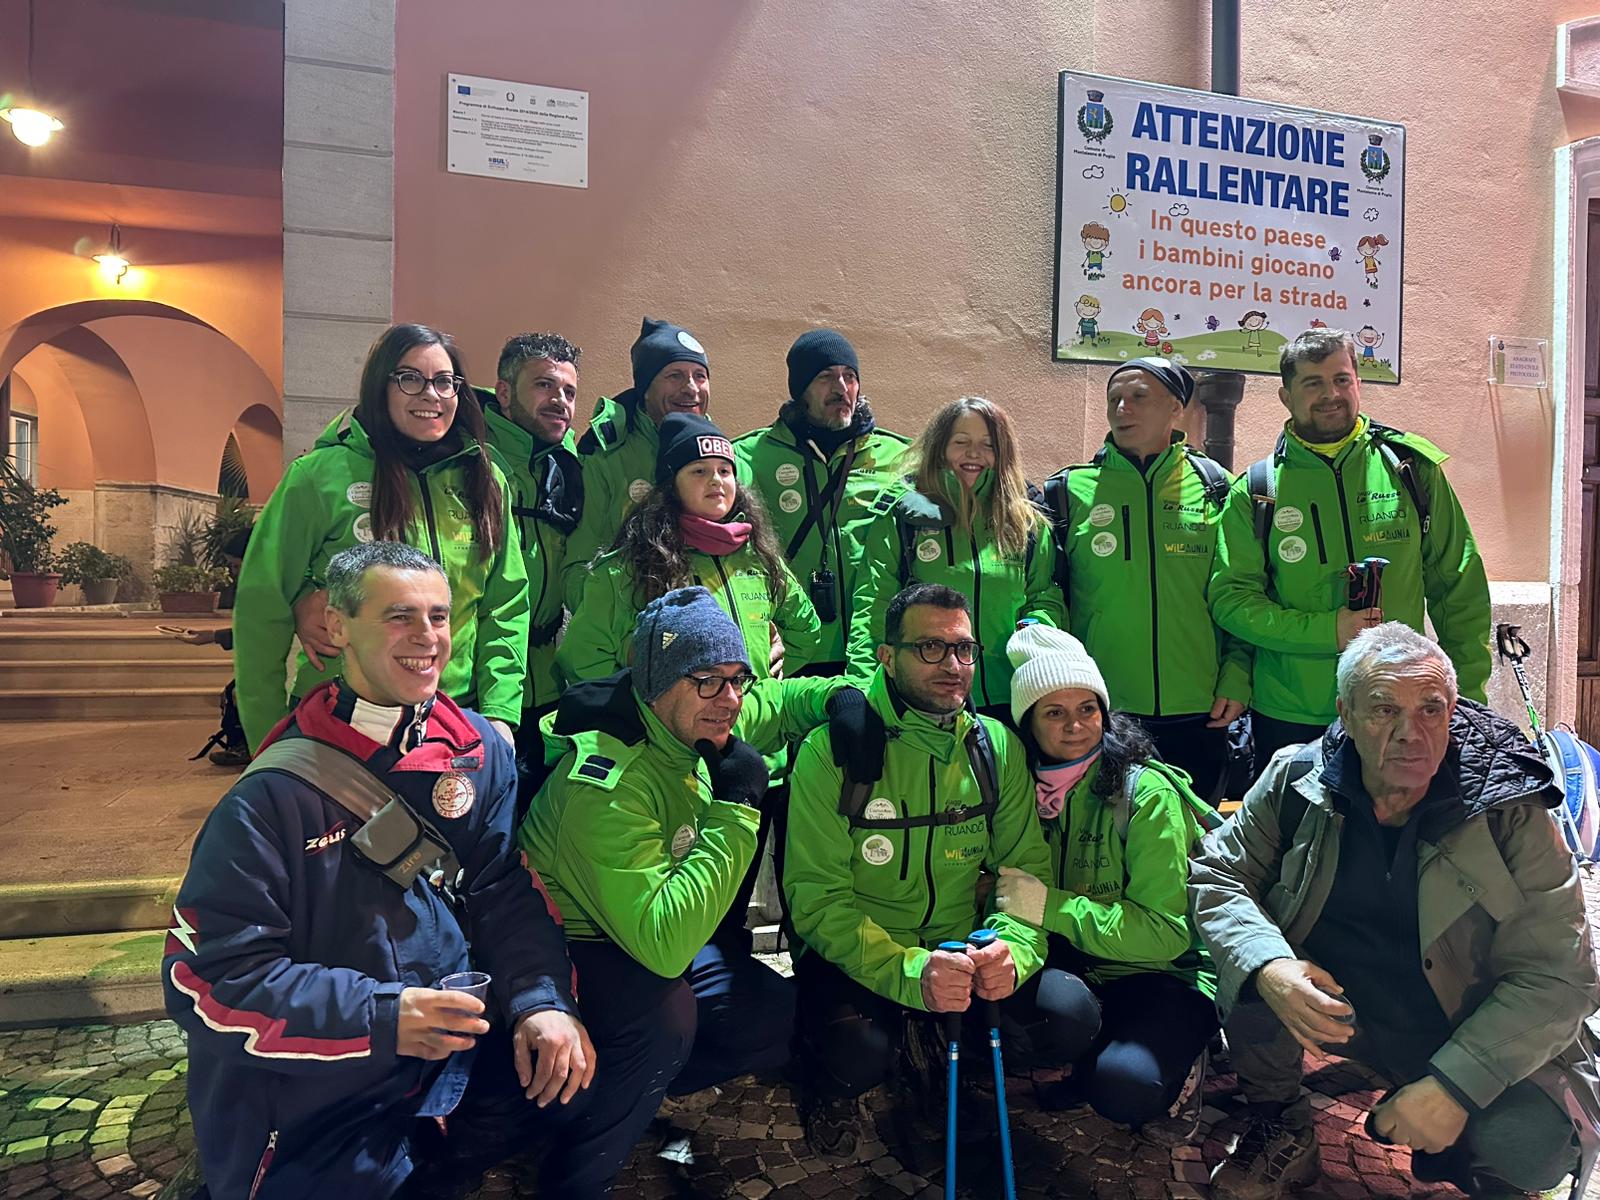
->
[1577, 203, 1600, 741]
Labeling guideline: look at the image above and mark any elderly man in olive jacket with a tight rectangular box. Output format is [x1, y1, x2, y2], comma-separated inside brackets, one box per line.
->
[1190, 622, 1600, 1200]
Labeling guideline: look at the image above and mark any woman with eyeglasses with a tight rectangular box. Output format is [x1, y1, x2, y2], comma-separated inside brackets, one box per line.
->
[993, 623, 1219, 1142]
[234, 323, 528, 751]
[557, 412, 820, 687]
[846, 395, 1065, 721]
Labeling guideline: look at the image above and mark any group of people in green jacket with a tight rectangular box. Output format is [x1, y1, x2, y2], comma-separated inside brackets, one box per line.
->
[226, 313, 1494, 1184]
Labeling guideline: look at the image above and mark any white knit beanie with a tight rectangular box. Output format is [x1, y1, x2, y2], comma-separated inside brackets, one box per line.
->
[1006, 622, 1110, 727]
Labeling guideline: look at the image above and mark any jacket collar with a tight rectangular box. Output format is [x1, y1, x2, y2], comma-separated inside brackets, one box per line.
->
[550, 669, 698, 768]
[261, 680, 485, 774]
[867, 666, 972, 764]
[1101, 430, 1186, 477]
[315, 409, 483, 470]
[481, 395, 579, 465]
[777, 399, 879, 455]
[585, 389, 661, 454]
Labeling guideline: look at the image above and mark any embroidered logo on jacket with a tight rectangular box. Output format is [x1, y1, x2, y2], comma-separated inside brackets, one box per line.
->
[305, 820, 350, 855]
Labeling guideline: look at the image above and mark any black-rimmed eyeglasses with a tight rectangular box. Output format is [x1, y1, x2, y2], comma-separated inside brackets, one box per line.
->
[390, 369, 466, 398]
[683, 672, 758, 699]
[891, 638, 982, 665]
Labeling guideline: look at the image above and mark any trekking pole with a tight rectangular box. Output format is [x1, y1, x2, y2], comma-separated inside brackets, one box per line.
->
[1495, 624, 1549, 753]
[967, 929, 1018, 1200]
[936, 940, 968, 1200]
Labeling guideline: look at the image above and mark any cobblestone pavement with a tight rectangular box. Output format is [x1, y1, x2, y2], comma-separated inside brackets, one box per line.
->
[5, 1009, 1594, 1200]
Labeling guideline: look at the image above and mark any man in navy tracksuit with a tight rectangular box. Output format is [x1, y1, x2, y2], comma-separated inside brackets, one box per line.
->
[163, 541, 687, 1199]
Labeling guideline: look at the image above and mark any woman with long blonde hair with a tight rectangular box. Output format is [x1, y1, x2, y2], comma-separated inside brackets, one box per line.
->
[846, 395, 1065, 717]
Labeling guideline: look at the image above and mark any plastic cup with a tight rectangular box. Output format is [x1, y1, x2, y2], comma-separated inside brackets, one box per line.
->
[435, 970, 492, 1033]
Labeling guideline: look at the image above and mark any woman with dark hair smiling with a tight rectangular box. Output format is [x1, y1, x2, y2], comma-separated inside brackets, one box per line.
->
[234, 323, 528, 751]
[558, 412, 819, 684]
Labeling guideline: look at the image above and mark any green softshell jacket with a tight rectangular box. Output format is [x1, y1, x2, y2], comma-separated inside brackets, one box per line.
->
[783, 669, 1053, 1010]
[733, 412, 910, 666]
[847, 472, 1066, 710]
[557, 541, 822, 685]
[1209, 420, 1491, 724]
[233, 412, 528, 750]
[1037, 759, 1215, 998]
[560, 389, 660, 612]
[1050, 437, 1251, 717]
[516, 671, 838, 978]
[481, 399, 582, 713]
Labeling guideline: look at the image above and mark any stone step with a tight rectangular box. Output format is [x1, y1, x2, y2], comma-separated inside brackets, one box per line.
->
[0, 930, 168, 1029]
[0, 628, 228, 662]
[0, 687, 221, 721]
[0, 658, 232, 691]
[0, 877, 184, 939]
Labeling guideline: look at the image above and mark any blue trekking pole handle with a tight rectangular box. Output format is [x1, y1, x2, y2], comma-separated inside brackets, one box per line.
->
[936, 940, 967, 1200]
[968, 929, 1018, 1200]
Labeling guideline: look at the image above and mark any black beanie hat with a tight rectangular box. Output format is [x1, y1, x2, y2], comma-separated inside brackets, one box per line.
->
[656, 412, 736, 484]
[631, 316, 710, 396]
[785, 329, 860, 403]
[1107, 356, 1195, 406]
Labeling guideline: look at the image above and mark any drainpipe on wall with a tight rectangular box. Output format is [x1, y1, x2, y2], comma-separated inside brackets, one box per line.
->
[1195, 0, 1247, 469]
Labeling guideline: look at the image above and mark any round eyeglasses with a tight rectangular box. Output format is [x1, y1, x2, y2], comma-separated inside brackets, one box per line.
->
[390, 369, 465, 398]
[683, 672, 758, 699]
[892, 638, 983, 665]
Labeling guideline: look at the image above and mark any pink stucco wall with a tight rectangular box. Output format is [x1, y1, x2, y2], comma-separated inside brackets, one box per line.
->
[394, 1, 1600, 583]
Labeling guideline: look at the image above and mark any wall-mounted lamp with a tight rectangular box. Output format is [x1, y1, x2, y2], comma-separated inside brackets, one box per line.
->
[1, 2, 63, 147]
[93, 224, 129, 285]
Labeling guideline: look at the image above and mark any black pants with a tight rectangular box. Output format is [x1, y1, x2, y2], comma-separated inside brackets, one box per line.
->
[568, 935, 795, 1099]
[1249, 711, 1326, 782]
[1052, 962, 1219, 1128]
[1139, 713, 1229, 802]
[793, 952, 1096, 1101]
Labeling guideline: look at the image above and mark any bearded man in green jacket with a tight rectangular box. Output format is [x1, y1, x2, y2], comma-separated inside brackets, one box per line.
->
[518, 587, 850, 1106]
[1043, 357, 1249, 798]
[1191, 623, 1599, 1200]
[784, 582, 1097, 1161]
[560, 316, 711, 610]
[1209, 328, 1491, 776]
[734, 329, 909, 672]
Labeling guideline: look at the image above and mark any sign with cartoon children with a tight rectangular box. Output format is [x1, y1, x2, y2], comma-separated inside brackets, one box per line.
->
[1053, 71, 1405, 382]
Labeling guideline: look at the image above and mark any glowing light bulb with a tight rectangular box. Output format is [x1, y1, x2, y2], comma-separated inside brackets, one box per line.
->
[1, 107, 64, 147]
[93, 252, 129, 284]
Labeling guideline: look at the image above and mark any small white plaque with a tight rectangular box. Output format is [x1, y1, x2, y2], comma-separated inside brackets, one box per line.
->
[447, 73, 588, 189]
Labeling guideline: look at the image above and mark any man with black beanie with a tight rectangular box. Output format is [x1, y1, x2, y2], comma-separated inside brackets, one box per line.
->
[1041, 357, 1250, 799]
[734, 328, 909, 673]
[560, 316, 713, 610]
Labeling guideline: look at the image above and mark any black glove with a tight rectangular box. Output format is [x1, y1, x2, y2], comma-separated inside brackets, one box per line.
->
[694, 736, 770, 809]
[826, 687, 884, 783]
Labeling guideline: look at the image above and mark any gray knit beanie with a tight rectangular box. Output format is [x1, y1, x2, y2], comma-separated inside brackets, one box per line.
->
[632, 587, 751, 703]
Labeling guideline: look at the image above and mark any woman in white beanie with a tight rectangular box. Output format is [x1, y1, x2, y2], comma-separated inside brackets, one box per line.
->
[996, 620, 1219, 1141]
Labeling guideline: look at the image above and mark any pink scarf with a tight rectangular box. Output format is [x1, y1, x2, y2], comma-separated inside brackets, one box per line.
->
[679, 513, 752, 556]
[1034, 747, 1102, 819]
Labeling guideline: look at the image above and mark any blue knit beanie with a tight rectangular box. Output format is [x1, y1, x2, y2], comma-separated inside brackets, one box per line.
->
[631, 316, 710, 396]
[785, 329, 860, 402]
[633, 587, 750, 703]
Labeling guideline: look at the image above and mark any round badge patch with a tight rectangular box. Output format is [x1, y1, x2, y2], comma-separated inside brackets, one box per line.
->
[1088, 502, 1115, 527]
[352, 513, 374, 544]
[775, 463, 800, 486]
[779, 489, 803, 513]
[677, 331, 705, 354]
[863, 797, 896, 821]
[432, 772, 475, 819]
[917, 538, 942, 563]
[1274, 505, 1304, 533]
[346, 481, 372, 508]
[1091, 531, 1118, 557]
[628, 478, 652, 503]
[670, 824, 698, 858]
[1278, 535, 1308, 564]
[861, 834, 894, 866]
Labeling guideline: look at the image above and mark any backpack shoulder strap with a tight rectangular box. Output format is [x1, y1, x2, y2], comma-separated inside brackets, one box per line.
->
[1115, 763, 1141, 842]
[837, 706, 889, 821]
[1186, 450, 1232, 511]
[1273, 743, 1321, 855]
[967, 716, 1002, 837]
[1247, 458, 1277, 547]
[242, 737, 395, 824]
[1367, 425, 1432, 536]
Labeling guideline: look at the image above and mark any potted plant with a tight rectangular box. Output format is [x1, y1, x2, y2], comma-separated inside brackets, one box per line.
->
[201, 498, 256, 609]
[57, 541, 134, 605]
[0, 457, 68, 607]
[152, 563, 232, 614]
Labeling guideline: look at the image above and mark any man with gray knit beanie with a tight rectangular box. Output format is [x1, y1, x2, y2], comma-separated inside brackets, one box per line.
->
[518, 587, 859, 1102]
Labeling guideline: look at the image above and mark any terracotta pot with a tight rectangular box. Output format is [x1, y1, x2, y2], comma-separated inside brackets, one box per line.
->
[159, 590, 219, 614]
[82, 578, 120, 605]
[10, 572, 62, 608]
